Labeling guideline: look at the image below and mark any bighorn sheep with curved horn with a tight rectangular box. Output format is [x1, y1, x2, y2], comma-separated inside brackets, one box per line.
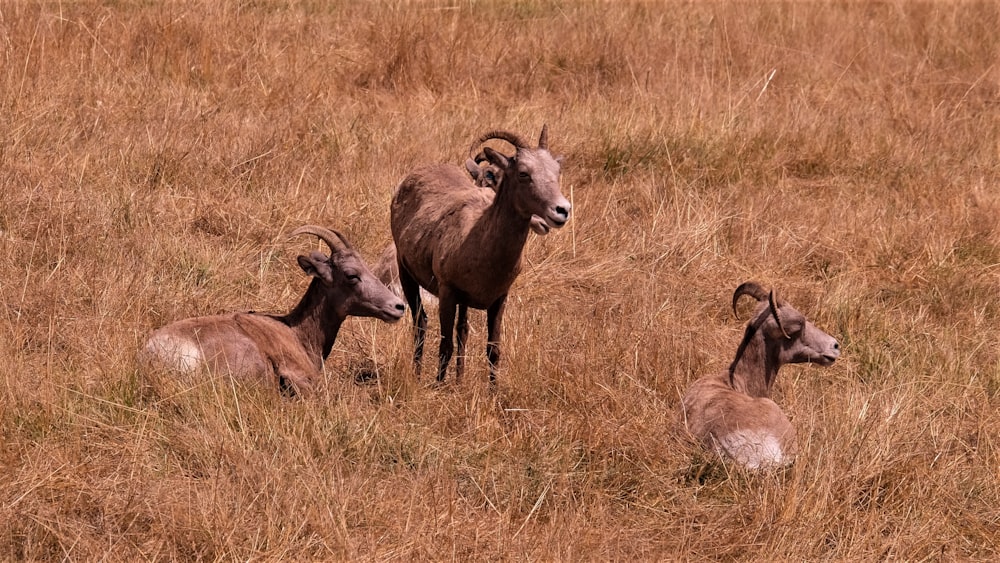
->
[390, 125, 571, 384]
[141, 225, 405, 395]
[681, 282, 840, 469]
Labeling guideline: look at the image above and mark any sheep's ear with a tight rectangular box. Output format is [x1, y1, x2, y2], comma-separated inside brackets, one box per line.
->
[465, 158, 481, 179]
[768, 290, 791, 339]
[483, 147, 510, 169]
[297, 252, 334, 284]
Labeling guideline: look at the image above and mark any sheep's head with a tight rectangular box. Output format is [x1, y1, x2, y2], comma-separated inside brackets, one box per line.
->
[466, 156, 551, 236]
[471, 125, 571, 232]
[733, 282, 841, 367]
[289, 225, 405, 323]
[465, 157, 502, 190]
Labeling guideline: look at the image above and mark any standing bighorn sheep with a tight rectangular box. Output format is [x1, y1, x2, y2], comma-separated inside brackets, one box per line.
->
[141, 225, 405, 394]
[390, 126, 571, 383]
[682, 282, 840, 469]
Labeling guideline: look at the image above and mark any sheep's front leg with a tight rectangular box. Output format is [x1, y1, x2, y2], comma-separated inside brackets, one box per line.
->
[436, 289, 458, 383]
[398, 263, 426, 377]
[486, 295, 507, 385]
[270, 359, 317, 398]
[455, 304, 469, 382]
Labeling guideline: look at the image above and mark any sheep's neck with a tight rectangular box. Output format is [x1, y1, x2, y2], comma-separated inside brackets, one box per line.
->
[729, 329, 779, 398]
[482, 183, 532, 271]
[279, 278, 343, 369]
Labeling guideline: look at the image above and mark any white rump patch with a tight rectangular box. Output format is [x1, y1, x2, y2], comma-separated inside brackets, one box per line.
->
[717, 430, 791, 470]
[145, 333, 203, 374]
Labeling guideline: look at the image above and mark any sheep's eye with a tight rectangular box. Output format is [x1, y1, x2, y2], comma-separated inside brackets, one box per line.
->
[518, 172, 531, 182]
[346, 274, 362, 284]
[782, 321, 804, 337]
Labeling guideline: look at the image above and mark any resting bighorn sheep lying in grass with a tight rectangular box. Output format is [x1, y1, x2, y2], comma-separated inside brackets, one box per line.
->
[141, 225, 405, 395]
[373, 157, 549, 303]
[682, 282, 840, 469]
[390, 126, 571, 383]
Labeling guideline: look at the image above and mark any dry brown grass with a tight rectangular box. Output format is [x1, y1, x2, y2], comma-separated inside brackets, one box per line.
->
[2, 1, 999, 559]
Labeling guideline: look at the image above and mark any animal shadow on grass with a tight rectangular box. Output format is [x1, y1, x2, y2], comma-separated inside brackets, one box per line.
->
[351, 358, 382, 384]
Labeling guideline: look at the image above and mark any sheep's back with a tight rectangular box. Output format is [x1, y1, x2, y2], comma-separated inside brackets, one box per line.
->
[141, 314, 272, 380]
[390, 164, 492, 294]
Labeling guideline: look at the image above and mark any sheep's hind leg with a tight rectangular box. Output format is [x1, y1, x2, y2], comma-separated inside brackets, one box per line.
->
[455, 304, 469, 382]
[436, 289, 457, 383]
[486, 295, 507, 385]
[398, 265, 426, 377]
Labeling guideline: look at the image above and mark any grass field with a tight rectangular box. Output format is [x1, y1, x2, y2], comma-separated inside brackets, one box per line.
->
[2, 1, 999, 559]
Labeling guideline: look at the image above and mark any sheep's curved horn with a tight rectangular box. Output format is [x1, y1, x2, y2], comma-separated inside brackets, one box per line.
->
[538, 124, 548, 149]
[470, 129, 529, 158]
[769, 289, 791, 339]
[731, 282, 768, 318]
[288, 225, 353, 254]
